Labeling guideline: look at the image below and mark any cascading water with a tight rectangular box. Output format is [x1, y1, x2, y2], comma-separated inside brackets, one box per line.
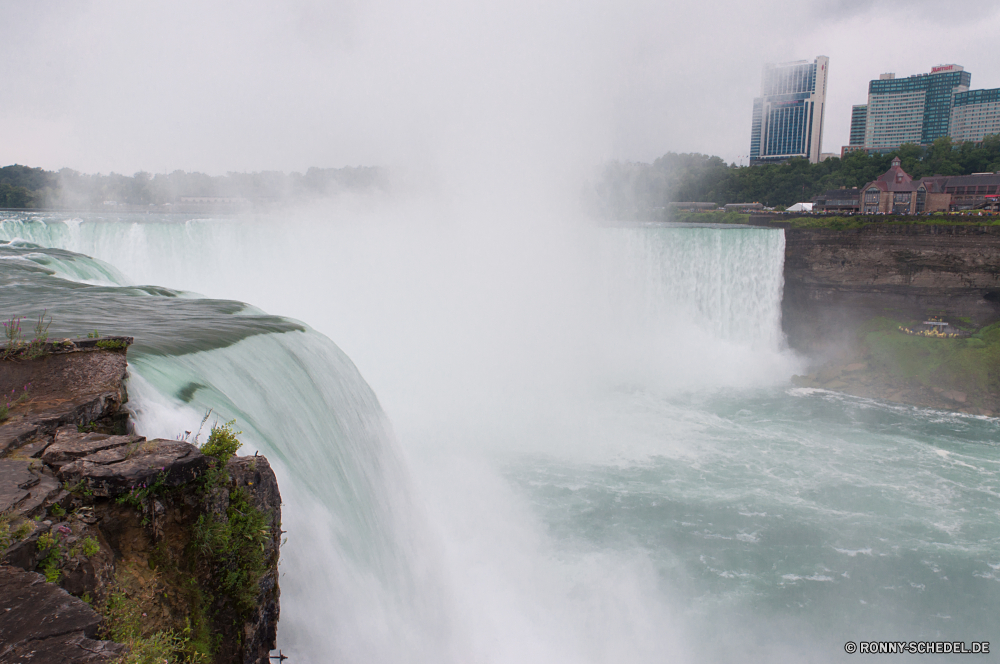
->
[604, 224, 785, 348]
[2, 211, 998, 663]
[0, 238, 452, 662]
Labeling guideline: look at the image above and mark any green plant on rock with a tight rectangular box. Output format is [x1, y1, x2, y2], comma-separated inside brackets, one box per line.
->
[102, 585, 209, 664]
[2, 312, 53, 360]
[36, 532, 62, 583]
[13, 520, 33, 541]
[2, 316, 23, 357]
[37, 531, 58, 550]
[25, 311, 51, 359]
[40, 552, 62, 582]
[80, 536, 100, 557]
[192, 421, 272, 620]
[49, 503, 66, 518]
[77, 421, 98, 433]
[117, 471, 170, 510]
[193, 485, 271, 617]
[0, 383, 31, 421]
[96, 339, 127, 350]
[200, 420, 242, 462]
[0, 515, 10, 549]
[63, 478, 94, 497]
[859, 317, 1000, 405]
[0, 515, 31, 549]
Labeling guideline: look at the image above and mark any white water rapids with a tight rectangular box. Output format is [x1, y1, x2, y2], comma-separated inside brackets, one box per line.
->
[2, 211, 998, 663]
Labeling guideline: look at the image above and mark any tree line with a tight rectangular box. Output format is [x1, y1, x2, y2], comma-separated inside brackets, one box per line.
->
[7, 136, 1000, 213]
[587, 135, 1000, 219]
[0, 164, 388, 209]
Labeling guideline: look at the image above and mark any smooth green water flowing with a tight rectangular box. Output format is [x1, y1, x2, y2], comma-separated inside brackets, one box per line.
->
[1, 212, 997, 663]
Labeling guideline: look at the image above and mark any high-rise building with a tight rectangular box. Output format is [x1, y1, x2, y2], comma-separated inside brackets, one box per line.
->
[950, 88, 1000, 143]
[863, 65, 970, 150]
[849, 105, 867, 145]
[749, 56, 829, 164]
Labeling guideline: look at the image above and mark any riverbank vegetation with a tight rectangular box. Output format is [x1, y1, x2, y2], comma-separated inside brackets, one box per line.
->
[587, 135, 1000, 219]
[796, 317, 1000, 414]
[860, 317, 1000, 409]
[771, 213, 1000, 230]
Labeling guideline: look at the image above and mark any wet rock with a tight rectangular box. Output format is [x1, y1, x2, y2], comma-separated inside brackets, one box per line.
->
[0, 459, 38, 513]
[58, 440, 211, 498]
[0, 346, 131, 456]
[0, 459, 61, 517]
[11, 435, 53, 459]
[1, 521, 49, 571]
[943, 390, 967, 403]
[42, 426, 144, 470]
[0, 564, 123, 663]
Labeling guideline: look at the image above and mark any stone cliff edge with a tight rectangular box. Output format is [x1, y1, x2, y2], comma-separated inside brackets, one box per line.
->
[0, 337, 281, 664]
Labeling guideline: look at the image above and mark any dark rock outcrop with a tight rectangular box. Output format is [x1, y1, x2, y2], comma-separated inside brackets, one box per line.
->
[0, 565, 124, 663]
[0, 338, 282, 663]
[0, 338, 133, 456]
[0, 458, 61, 517]
[41, 426, 142, 470]
[58, 437, 212, 498]
[779, 224, 1000, 352]
[228, 456, 282, 664]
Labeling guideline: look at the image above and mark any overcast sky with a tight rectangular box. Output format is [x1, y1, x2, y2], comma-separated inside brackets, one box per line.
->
[3, 0, 999, 176]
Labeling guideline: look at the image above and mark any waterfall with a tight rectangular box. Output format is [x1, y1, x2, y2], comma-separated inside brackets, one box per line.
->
[6, 213, 999, 662]
[0, 213, 794, 397]
[0, 238, 454, 662]
[0, 212, 821, 664]
[599, 224, 786, 348]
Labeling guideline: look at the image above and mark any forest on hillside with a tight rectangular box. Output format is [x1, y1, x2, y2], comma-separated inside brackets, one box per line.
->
[588, 135, 1000, 219]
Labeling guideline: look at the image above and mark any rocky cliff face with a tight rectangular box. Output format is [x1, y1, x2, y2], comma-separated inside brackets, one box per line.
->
[0, 339, 282, 664]
[780, 224, 1000, 352]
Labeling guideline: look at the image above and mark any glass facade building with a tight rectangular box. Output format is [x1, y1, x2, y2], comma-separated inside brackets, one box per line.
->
[849, 105, 867, 145]
[749, 98, 763, 161]
[863, 65, 970, 150]
[950, 88, 1000, 143]
[749, 56, 829, 164]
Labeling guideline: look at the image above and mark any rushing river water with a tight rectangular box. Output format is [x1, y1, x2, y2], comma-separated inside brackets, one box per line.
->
[1, 210, 997, 663]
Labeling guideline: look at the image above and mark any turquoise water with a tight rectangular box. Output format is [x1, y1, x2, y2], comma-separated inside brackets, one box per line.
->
[508, 387, 1000, 659]
[1, 212, 997, 663]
